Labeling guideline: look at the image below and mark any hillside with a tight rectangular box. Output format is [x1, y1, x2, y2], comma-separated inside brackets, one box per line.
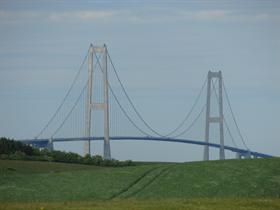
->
[1, 158, 280, 204]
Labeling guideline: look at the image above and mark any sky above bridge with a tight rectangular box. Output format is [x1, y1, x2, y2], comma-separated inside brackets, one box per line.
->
[0, 0, 279, 161]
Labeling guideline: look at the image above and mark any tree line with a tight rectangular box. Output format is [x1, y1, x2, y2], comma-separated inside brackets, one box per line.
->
[0, 137, 134, 167]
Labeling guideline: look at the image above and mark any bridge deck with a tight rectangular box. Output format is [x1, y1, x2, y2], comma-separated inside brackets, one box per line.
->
[19, 136, 273, 158]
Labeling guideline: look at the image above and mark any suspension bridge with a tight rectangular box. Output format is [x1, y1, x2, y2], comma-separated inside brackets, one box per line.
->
[19, 44, 273, 161]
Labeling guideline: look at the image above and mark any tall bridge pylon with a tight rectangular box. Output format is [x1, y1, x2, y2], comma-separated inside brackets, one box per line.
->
[204, 71, 225, 161]
[84, 44, 111, 160]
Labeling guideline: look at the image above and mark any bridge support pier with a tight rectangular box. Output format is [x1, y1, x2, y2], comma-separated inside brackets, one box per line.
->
[204, 71, 225, 161]
[47, 138, 54, 152]
[236, 152, 241, 159]
[244, 151, 252, 159]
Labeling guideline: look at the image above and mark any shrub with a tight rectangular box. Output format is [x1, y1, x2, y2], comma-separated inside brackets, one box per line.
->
[9, 151, 26, 160]
[92, 155, 103, 166]
[83, 154, 93, 165]
[0, 154, 9, 160]
[0, 137, 36, 156]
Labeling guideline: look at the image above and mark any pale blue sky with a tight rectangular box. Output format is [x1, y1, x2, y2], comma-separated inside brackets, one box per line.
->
[0, 0, 279, 161]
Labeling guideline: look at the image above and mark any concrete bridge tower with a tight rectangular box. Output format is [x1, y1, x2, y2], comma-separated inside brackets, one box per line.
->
[204, 71, 225, 161]
[84, 44, 111, 160]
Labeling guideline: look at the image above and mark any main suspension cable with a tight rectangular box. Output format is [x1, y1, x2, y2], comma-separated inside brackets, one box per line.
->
[35, 47, 89, 139]
[212, 81, 239, 148]
[107, 51, 164, 136]
[107, 49, 208, 137]
[163, 77, 207, 137]
[51, 81, 88, 138]
[172, 104, 206, 138]
[172, 79, 218, 138]
[224, 117, 238, 148]
[222, 81, 249, 150]
[93, 51, 154, 136]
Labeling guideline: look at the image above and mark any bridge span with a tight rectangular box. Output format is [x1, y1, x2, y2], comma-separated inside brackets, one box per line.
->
[20, 136, 273, 159]
[26, 44, 274, 161]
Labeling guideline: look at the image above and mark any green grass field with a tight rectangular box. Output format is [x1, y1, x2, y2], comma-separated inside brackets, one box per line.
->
[1, 198, 280, 210]
[1, 158, 280, 209]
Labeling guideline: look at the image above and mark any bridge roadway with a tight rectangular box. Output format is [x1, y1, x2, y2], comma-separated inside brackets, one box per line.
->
[20, 136, 273, 158]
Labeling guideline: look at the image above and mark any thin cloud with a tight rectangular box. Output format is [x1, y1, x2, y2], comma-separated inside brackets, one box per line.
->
[0, 9, 279, 23]
[191, 10, 229, 20]
[0, 10, 115, 22]
[49, 11, 114, 21]
[0, 10, 40, 20]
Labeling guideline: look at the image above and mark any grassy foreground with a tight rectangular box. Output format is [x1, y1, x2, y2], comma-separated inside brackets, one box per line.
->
[1, 198, 280, 210]
[1, 158, 280, 209]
